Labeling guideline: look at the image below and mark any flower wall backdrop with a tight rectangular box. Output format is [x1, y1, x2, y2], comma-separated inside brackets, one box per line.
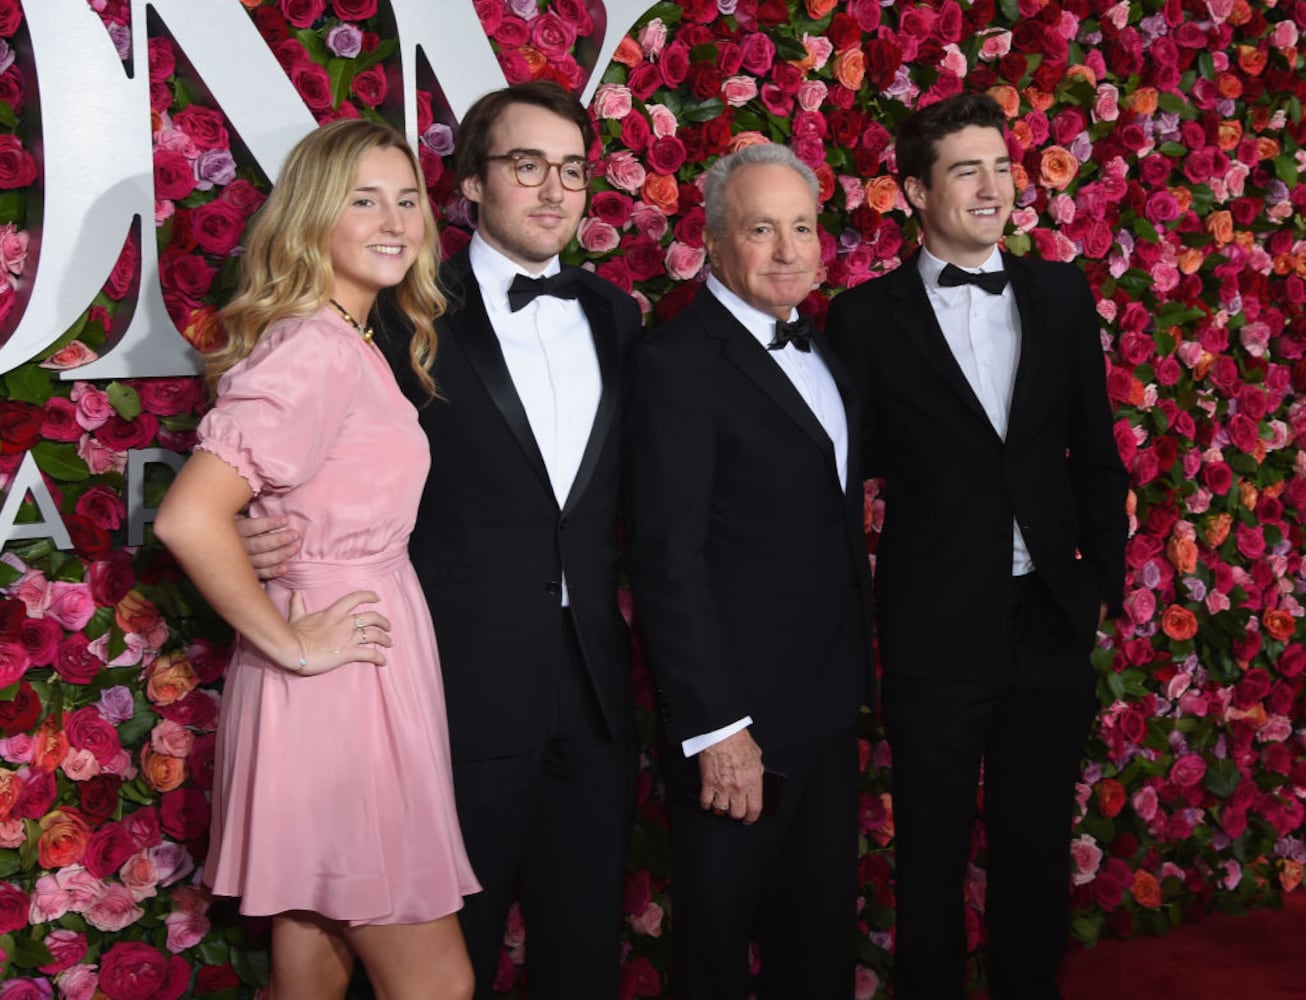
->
[0, 0, 1303, 997]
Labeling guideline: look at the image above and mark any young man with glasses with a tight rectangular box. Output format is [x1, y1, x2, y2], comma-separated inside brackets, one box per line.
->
[242, 82, 641, 998]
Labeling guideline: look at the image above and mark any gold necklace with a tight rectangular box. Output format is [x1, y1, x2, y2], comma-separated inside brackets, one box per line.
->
[329, 298, 374, 343]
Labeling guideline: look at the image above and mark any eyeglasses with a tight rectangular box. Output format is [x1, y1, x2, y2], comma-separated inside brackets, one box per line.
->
[485, 152, 592, 192]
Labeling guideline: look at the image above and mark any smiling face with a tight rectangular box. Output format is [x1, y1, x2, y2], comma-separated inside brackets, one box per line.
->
[704, 162, 823, 320]
[328, 145, 423, 320]
[461, 101, 588, 273]
[904, 124, 1014, 268]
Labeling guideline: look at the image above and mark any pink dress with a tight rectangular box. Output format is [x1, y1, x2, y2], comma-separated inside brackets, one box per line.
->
[195, 306, 479, 925]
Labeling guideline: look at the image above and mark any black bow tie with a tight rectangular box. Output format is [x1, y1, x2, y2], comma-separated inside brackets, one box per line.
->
[937, 262, 1008, 295]
[507, 270, 579, 312]
[768, 316, 814, 353]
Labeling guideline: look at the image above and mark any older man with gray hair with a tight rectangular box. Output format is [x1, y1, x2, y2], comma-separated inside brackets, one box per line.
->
[623, 142, 875, 998]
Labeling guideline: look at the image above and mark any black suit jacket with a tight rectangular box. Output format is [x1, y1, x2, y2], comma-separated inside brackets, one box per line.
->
[826, 251, 1128, 681]
[624, 287, 874, 752]
[377, 248, 642, 759]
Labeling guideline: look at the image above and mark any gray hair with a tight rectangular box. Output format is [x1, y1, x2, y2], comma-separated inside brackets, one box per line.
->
[702, 143, 821, 237]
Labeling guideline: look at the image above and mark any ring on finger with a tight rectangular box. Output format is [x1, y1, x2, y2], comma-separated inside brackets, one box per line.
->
[359, 627, 368, 644]
[354, 615, 366, 629]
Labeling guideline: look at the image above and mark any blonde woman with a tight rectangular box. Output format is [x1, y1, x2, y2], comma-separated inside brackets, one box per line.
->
[155, 120, 478, 1000]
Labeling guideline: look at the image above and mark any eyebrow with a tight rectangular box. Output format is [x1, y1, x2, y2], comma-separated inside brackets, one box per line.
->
[505, 147, 588, 162]
[946, 156, 1012, 172]
[352, 185, 422, 194]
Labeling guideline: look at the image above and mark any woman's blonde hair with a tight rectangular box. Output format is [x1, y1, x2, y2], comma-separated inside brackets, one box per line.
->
[206, 119, 443, 398]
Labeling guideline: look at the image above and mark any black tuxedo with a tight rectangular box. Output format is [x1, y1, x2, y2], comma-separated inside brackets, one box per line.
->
[377, 248, 641, 999]
[625, 286, 874, 998]
[827, 251, 1128, 1000]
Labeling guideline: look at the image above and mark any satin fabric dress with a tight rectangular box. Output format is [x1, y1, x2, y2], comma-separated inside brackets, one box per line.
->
[196, 306, 479, 925]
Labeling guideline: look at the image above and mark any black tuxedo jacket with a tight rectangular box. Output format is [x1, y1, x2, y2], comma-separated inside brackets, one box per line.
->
[377, 248, 642, 759]
[624, 287, 874, 752]
[826, 251, 1128, 681]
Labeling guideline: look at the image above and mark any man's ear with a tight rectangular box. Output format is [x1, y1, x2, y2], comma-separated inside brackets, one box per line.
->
[461, 173, 483, 206]
[704, 229, 719, 268]
[903, 176, 927, 215]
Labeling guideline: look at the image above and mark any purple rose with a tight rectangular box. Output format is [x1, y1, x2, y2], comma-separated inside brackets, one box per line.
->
[421, 123, 454, 157]
[194, 148, 236, 191]
[326, 24, 363, 58]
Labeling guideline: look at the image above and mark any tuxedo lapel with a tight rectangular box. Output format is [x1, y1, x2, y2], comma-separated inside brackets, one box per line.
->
[443, 255, 553, 497]
[698, 291, 842, 486]
[1003, 254, 1045, 446]
[888, 259, 993, 430]
[561, 280, 619, 515]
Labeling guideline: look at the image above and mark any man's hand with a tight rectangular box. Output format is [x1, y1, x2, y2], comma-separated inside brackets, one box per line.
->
[236, 515, 302, 581]
[698, 729, 764, 825]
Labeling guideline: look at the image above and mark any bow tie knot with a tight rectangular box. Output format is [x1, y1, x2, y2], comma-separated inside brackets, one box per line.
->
[768, 316, 814, 353]
[937, 262, 1008, 295]
[507, 270, 579, 312]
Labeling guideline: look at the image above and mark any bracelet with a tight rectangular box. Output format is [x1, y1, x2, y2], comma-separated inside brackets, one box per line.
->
[292, 636, 308, 673]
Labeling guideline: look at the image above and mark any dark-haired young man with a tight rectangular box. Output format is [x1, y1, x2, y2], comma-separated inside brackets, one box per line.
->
[243, 82, 640, 999]
[827, 93, 1128, 1000]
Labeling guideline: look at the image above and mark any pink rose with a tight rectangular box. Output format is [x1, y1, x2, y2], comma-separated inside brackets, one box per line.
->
[577, 218, 620, 254]
[71, 384, 113, 431]
[647, 104, 678, 138]
[45, 583, 96, 632]
[1169, 753, 1207, 789]
[1132, 785, 1159, 822]
[629, 203, 668, 240]
[60, 866, 108, 913]
[627, 900, 664, 937]
[148, 842, 196, 888]
[55, 967, 99, 1000]
[164, 909, 210, 953]
[0, 222, 28, 275]
[664, 242, 705, 281]
[1070, 834, 1103, 884]
[592, 83, 632, 120]
[530, 13, 575, 61]
[39, 929, 88, 976]
[28, 873, 72, 923]
[84, 883, 145, 933]
[638, 18, 667, 58]
[118, 851, 160, 901]
[604, 151, 646, 195]
[1122, 588, 1156, 625]
[722, 76, 758, 108]
[61, 749, 102, 782]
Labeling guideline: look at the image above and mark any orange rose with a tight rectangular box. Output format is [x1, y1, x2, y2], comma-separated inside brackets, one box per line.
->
[1216, 119, 1242, 151]
[1023, 86, 1055, 112]
[1130, 869, 1162, 909]
[728, 131, 769, 153]
[1237, 45, 1268, 76]
[865, 176, 901, 214]
[1165, 536, 1197, 574]
[1202, 512, 1233, 547]
[641, 173, 679, 216]
[1204, 210, 1234, 247]
[38, 808, 91, 869]
[1010, 119, 1033, 149]
[140, 746, 187, 793]
[1229, 0, 1252, 25]
[612, 35, 643, 68]
[183, 305, 226, 353]
[1239, 481, 1259, 511]
[1039, 146, 1078, 191]
[1161, 605, 1199, 642]
[1062, 65, 1097, 87]
[116, 589, 162, 635]
[987, 85, 1020, 118]
[833, 48, 865, 91]
[1263, 609, 1297, 643]
[520, 46, 548, 79]
[1215, 72, 1244, 100]
[1279, 860, 1304, 893]
[32, 716, 69, 773]
[805, 0, 838, 18]
[1011, 162, 1030, 192]
[145, 650, 199, 706]
[1256, 137, 1281, 161]
[1128, 87, 1159, 116]
[0, 768, 21, 821]
[1171, 186, 1194, 213]
[1177, 248, 1206, 275]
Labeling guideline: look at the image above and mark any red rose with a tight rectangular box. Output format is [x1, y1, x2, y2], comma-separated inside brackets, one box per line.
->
[173, 106, 228, 151]
[88, 550, 135, 607]
[279, 0, 325, 29]
[95, 413, 159, 452]
[158, 691, 220, 731]
[83, 821, 137, 879]
[65, 514, 114, 562]
[351, 65, 388, 108]
[333, 0, 378, 19]
[0, 400, 44, 453]
[161, 787, 210, 842]
[621, 235, 664, 282]
[647, 136, 687, 175]
[0, 678, 40, 735]
[290, 61, 334, 112]
[73, 484, 126, 532]
[1095, 778, 1127, 818]
[65, 706, 123, 766]
[125, 806, 163, 851]
[99, 941, 191, 1000]
[1234, 668, 1273, 709]
[590, 191, 633, 228]
[18, 617, 60, 668]
[627, 63, 661, 102]
[1169, 753, 1207, 789]
[153, 149, 196, 201]
[864, 38, 903, 90]
[620, 112, 651, 153]
[0, 880, 27, 934]
[40, 397, 82, 442]
[189, 199, 246, 257]
[195, 965, 241, 995]
[80, 774, 123, 825]
[105, 238, 139, 300]
[12, 768, 56, 820]
[1202, 461, 1233, 496]
[0, 134, 35, 189]
[160, 253, 216, 300]
[658, 41, 690, 88]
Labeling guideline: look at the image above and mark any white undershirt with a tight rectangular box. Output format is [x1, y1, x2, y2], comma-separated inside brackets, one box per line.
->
[917, 246, 1033, 576]
[470, 232, 601, 605]
[682, 277, 850, 757]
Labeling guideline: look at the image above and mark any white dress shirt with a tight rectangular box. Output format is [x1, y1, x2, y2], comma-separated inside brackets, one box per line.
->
[682, 276, 850, 758]
[469, 232, 602, 605]
[917, 246, 1034, 575]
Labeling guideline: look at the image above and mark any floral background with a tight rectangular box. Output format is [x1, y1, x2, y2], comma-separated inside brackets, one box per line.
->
[0, 0, 1303, 997]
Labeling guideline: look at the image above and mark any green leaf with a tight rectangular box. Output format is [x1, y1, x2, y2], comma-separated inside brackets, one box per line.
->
[999, 0, 1021, 21]
[1204, 758, 1241, 798]
[327, 58, 357, 108]
[353, 38, 395, 73]
[0, 849, 20, 878]
[31, 441, 90, 483]
[294, 28, 327, 63]
[118, 704, 157, 748]
[0, 101, 15, 129]
[1273, 153, 1299, 187]
[637, 2, 685, 28]
[8, 934, 53, 969]
[0, 562, 20, 588]
[84, 605, 116, 642]
[681, 98, 725, 124]
[107, 381, 142, 421]
[771, 34, 808, 61]
[232, 944, 272, 988]
[1156, 92, 1186, 115]
[197, 940, 231, 966]
[3, 364, 52, 405]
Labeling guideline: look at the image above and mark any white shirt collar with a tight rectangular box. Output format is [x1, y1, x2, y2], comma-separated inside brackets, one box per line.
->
[468, 231, 562, 314]
[705, 273, 798, 350]
[917, 245, 1005, 287]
